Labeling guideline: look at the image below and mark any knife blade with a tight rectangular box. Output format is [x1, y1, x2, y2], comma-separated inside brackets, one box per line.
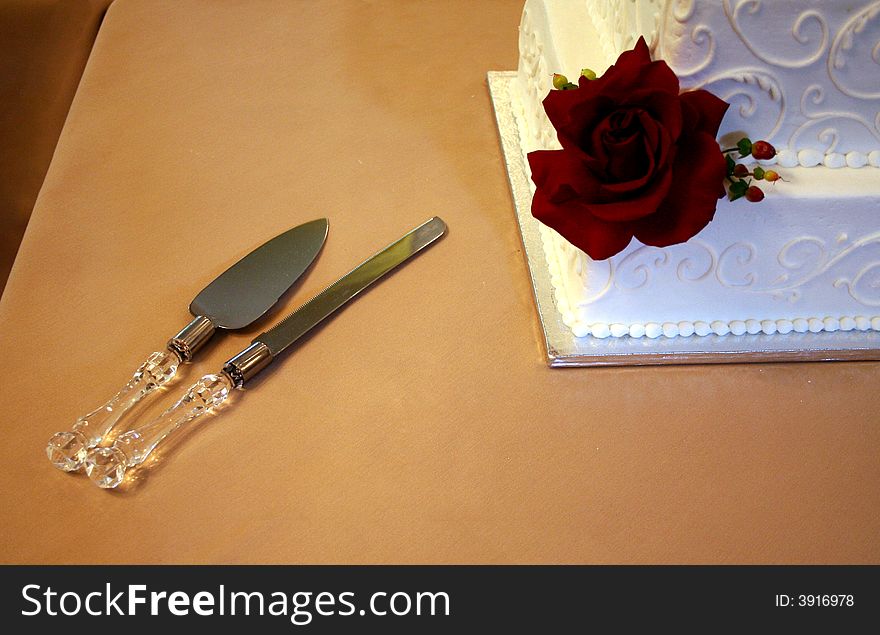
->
[82, 216, 446, 489]
[47, 218, 329, 472]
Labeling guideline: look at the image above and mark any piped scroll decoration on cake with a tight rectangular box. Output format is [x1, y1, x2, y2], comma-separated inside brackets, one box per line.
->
[723, 1, 829, 69]
[837, 263, 880, 307]
[671, 0, 696, 23]
[792, 83, 880, 157]
[697, 69, 784, 141]
[595, 0, 664, 61]
[614, 247, 670, 291]
[828, 2, 880, 100]
[657, 0, 880, 162]
[789, 115, 880, 160]
[716, 242, 757, 289]
[656, 0, 716, 77]
[613, 240, 715, 291]
[715, 233, 880, 304]
[675, 239, 716, 283]
[561, 230, 880, 309]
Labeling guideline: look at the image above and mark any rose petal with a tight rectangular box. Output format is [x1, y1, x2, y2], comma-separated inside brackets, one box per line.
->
[603, 111, 648, 181]
[528, 148, 601, 201]
[679, 90, 729, 137]
[605, 133, 647, 183]
[591, 166, 672, 221]
[532, 189, 635, 261]
[544, 89, 612, 151]
[586, 108, 666, 185]
[652, 116, 674, 171]
[591, 114, 666, 200]
[598, 39, 680, 100]
[561, 96, 616, 152]
[636, 110, 668, 169]
[589, 91, 680, 174]
[595, 137, 660, 197]
[633, 131, 727, 246]
[636, 91, 683, 144]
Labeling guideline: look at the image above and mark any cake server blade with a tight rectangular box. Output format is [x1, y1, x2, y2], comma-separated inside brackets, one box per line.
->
[189, 218, 329, 331]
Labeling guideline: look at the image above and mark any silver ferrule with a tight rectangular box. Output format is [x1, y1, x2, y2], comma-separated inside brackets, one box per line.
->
[168, 315, 216, 361]
[223, 341, 274, 387]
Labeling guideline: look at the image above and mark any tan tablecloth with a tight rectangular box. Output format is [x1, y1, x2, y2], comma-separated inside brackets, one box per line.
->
[0, 0, 877, 564]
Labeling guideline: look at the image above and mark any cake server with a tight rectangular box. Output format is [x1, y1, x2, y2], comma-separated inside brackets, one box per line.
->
[46, 218, 329, 472]
[82, 216, 447, 489]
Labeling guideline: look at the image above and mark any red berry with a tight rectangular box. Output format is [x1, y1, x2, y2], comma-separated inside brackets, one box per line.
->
[752, 140, 776, 161]
[745, 185, 765, 202]
[733, 164, 749, 178]
[764, 170, 780, 182]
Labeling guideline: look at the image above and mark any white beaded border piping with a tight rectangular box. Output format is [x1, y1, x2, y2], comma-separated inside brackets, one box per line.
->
[761, 149, 880, 169]
[566, 315, 880, 339]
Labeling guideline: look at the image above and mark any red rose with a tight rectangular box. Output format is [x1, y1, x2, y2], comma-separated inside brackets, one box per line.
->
[527, 37, 729, 260]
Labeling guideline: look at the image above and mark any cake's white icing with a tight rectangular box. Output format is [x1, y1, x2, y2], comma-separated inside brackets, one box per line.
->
[515, 0, 880, 338]
[522, 0, 880, 164]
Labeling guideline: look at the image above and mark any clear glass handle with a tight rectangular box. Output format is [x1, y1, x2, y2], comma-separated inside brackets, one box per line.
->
[83, 373, 233, 489]
[46, 349, 182, 472]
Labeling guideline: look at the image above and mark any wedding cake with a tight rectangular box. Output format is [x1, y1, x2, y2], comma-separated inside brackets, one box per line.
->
[513, 0, 880, 339]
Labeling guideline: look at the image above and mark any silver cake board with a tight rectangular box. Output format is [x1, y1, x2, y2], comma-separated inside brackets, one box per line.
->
[488, 71, 880, 367]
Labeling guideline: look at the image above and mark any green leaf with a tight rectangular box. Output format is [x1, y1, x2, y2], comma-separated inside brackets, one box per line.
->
[726, 154, 736, 177]
[729, 179, 748, 194]
[737, 137, 753, 157]
[728, 179, 748, 201]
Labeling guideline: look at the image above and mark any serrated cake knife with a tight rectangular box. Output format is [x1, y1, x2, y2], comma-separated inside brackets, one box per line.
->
[82, 216, 446, 489]
[46, 218, 329, 472]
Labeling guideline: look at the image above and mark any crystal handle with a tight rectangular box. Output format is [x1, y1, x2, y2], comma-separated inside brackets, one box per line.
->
[46, 349, 183, 472]
[83, 373, 233, 489]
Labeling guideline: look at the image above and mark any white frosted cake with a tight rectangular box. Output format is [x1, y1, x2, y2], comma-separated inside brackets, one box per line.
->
[514, 0, 880, 339]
